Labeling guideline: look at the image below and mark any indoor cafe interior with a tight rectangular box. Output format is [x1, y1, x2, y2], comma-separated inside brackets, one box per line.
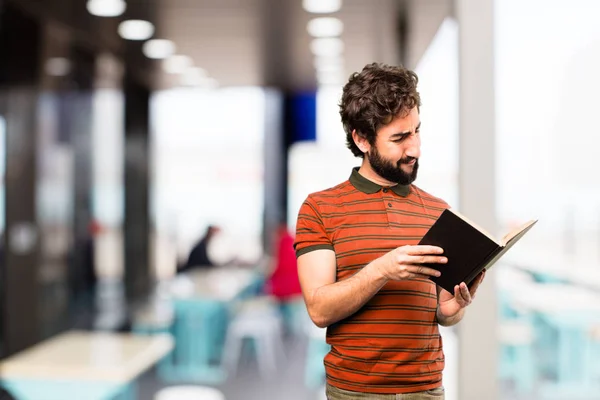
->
[1, 0, 600, 399]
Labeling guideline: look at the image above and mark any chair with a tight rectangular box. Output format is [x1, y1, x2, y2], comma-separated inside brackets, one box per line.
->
[498, 319, 536, 393]
[154, 385, 225, 400]
[221, 296, 285, 380]
[278, 297, 309, 337]
[304, 324, 330, 389]
[589, 324, 600, 383]
[160, 298, 227, 383]
[497, 287, 537, 393]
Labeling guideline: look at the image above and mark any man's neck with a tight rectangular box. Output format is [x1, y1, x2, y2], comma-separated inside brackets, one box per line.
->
[358, 159, 398, 187]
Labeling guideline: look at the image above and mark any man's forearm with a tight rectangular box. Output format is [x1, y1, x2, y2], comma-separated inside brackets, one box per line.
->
[436, 307, 465, 327]
[306, 260, 389, 328]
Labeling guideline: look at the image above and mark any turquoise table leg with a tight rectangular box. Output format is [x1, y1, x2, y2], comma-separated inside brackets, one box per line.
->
[113, 383, 137, 400]
[131, 323, 176, 383]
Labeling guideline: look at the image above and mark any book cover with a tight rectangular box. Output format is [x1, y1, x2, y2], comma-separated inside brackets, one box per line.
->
[418, 209, 537, 293]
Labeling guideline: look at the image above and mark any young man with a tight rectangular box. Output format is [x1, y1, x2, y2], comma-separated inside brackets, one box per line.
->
[294, 63, 485, 399]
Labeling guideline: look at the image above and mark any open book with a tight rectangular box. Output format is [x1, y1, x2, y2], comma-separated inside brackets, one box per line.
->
[418, 209, 537, 293]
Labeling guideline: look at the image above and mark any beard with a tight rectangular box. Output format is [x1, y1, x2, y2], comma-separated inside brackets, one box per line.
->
[367, 145, 419, 185]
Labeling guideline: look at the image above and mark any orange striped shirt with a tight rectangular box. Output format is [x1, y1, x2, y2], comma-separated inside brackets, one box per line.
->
[294, 168, 449, 394]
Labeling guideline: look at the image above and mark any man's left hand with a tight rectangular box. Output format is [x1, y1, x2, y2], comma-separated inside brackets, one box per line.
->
[438, 270, 485, 319]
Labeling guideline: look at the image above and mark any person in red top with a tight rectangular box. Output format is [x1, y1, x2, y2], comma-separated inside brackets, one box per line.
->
[264, 223, 304, 335]
[265, 224, 302, 299]
[294, 63, 485, 399]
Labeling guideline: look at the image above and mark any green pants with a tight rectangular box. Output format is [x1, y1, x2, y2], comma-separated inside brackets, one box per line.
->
[326, 384, 445, 400]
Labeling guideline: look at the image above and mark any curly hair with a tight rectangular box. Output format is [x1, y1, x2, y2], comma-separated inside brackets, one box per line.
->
[339, 63, 421, 158]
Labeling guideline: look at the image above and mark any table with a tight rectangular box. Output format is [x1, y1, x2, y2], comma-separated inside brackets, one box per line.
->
[504, 248, 600, 290]
[0, 331, 173, 400]
[509, 283, 600, 314]
[173, 267, 258, 301]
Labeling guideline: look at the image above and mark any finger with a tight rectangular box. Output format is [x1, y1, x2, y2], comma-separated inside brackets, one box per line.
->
[469, 271, 486, 296]
[405, 245, 444, 255]
[453, 285, 462, 301]
[409, 266, 442, 278]
[459, 282, 472, 303]
[410, 273, 434, 280]
[405, 255, 448, 265]
[453, 284, 469, 307]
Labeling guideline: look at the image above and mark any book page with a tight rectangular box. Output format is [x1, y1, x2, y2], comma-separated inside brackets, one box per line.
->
[448, 208, 499, 244]
[500, 219, 538, 246]
[482, 220, 538, 271]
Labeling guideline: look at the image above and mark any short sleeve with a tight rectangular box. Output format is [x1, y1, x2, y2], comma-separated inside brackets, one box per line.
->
[294, 195, 334, 258]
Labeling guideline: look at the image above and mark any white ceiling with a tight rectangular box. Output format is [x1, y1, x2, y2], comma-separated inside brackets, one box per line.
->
[154, 0, 263, 88]
[151, 0, 406, 90]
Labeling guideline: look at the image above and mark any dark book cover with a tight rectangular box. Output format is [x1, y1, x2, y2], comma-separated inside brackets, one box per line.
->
[418, 209, 500, 293]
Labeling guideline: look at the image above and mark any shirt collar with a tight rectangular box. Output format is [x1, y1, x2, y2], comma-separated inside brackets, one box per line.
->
[349, 167, 410, 197]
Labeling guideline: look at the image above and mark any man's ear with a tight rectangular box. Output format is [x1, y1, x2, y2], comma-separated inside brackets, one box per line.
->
[352, 130, 371, 154]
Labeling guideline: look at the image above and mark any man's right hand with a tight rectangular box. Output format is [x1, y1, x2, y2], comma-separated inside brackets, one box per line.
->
[375, 245, 447, 281]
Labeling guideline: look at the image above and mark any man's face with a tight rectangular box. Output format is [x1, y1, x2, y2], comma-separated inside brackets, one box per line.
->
[367, 107, 421, 185]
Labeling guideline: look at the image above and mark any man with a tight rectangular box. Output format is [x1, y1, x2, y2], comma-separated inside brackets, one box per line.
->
[179, 225, 221, 272]
[294, 63, 485, 399]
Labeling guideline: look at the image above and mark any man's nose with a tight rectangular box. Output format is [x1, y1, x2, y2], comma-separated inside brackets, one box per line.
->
[405, 135, 421, 159]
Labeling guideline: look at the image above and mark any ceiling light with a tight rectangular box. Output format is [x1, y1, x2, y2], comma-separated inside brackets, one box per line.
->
[318, 77, 344, 87]
[317, 69, 344, 84]
[307, 17, 343, 37]
[86, 0, 126, 17]
[310, 38, 344, 57]
[316, 64, 344, 74]
[45, 57, 71, 77]
[303, 0, 342, 13]
[143, 39, 176, 59]
[202, 78, 219, 89]
[314, 56, 344, 71]
[180, 67, 209, 86]
[180, 75, 218, 89]
[163, 55, 193, 74]
[118, 20, 155, 41]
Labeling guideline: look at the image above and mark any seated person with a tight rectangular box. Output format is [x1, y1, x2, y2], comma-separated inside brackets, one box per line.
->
[178, 225, 221, 273]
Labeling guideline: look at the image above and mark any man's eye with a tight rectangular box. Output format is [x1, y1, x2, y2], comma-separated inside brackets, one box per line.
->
[393, 136, 408, 142]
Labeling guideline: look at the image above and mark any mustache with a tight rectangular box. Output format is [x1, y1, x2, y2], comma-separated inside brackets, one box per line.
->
[397, 157, 418, 166]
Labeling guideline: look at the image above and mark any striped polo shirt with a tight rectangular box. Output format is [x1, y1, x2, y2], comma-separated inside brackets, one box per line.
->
[294, 167, 449, 394]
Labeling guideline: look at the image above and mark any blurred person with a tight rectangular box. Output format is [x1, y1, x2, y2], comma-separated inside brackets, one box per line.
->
[82, 220, 102, 293]
[294, 63, 485, 399]
[263, 223, 304, 335]
[68, 219, 102, 329]
[178, 225, 221, 273]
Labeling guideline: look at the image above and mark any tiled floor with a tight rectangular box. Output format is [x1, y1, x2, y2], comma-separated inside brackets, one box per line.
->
[136, 328, 599, 400]
[136, 327, 464, 400]
[35, 281, 598, 400]
[138, 334, 323, 400]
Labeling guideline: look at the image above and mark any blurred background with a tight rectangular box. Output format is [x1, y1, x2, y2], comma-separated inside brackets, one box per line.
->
[0, 0, 599, 399]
